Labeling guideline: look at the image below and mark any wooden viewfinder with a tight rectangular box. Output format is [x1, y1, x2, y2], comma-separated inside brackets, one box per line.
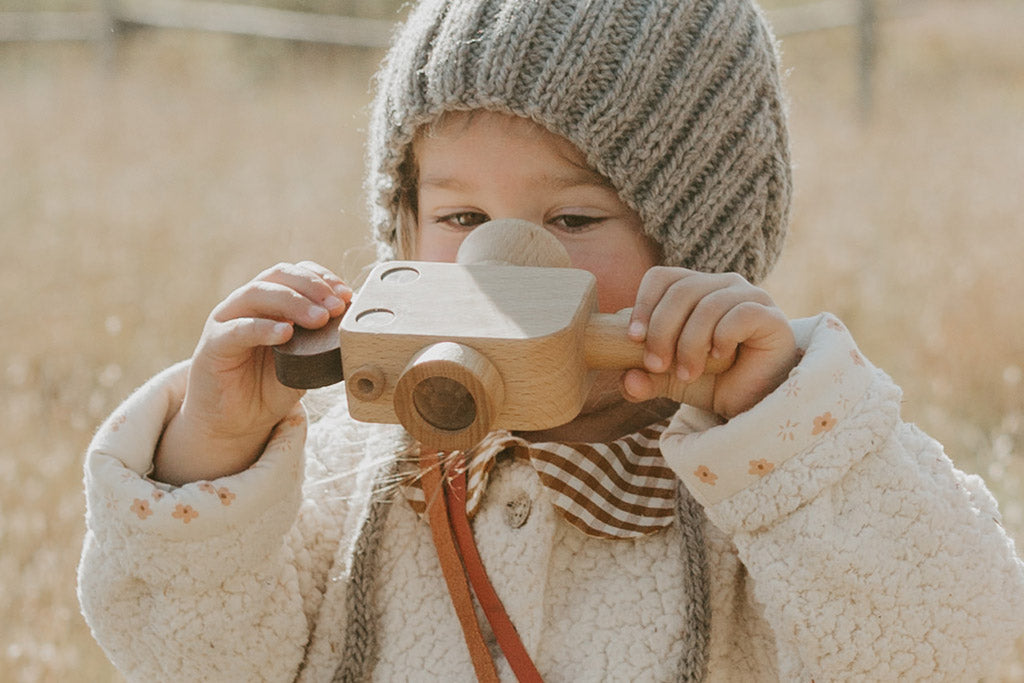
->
[273, 219, 721, 450]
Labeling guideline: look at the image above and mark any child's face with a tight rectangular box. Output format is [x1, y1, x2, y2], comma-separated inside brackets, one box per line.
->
[413, 111, 660, 313]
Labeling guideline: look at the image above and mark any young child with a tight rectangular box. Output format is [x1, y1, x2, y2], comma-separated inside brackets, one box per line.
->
[78, 0, 1024, 680]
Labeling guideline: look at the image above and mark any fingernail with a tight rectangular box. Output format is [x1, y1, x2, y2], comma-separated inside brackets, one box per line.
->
[676, 366, 691, 382]
[308, 304, 327, 319]
[644, 352, 664, 373]
[628, 321, 646, 339]
[273, 322, 292, 338]
[323, 295, 343, 311]
[333, 283, 352, 297]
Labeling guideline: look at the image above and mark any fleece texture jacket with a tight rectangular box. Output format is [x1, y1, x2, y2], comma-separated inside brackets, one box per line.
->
[78, 314, 1024, 680]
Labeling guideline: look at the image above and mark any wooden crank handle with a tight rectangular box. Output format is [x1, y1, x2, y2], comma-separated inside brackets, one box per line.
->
[273, 317, 345, 389]
[583, 309, 731, 405]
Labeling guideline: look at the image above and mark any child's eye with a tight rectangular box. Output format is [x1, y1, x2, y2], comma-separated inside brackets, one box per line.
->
[436, 211, 489, 229]
[550, 214, 604, 232]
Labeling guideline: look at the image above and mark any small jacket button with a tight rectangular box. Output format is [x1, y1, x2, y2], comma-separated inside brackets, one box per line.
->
[503, 491, 531, 528]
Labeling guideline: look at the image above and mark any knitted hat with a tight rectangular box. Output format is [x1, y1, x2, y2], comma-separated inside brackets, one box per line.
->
[366, 0, 791, 284]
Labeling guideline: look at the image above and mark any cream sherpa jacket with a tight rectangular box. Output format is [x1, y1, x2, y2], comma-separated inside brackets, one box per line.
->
[78, 314, 1024, 681]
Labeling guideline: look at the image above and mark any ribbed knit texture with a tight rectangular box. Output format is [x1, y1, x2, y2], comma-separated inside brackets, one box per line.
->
[366, 0, 791, 283]
[675, 481, 711, 681]
[333, 459, 397, 683]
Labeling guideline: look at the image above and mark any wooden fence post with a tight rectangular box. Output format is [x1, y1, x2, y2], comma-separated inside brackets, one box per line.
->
[857, 0, 878, 120]
[98, 0, 121, 69]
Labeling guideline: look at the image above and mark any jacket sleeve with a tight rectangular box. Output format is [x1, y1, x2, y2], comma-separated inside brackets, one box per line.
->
[77, 361, 363, 681]
[660, 313, 1024, 680]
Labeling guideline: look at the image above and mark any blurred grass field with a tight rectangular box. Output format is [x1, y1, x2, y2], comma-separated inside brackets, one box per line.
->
[1, 0, 1022, 680]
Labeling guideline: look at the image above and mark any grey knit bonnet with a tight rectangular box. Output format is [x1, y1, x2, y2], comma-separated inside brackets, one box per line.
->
[366, 0, 791, 284]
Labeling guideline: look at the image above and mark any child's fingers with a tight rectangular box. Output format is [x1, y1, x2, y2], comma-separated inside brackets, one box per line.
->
[643, 272, 748, 374]
[620, 367, 716, 411]
[194, 315, 296, 371]
[711, 300, 790, 358]
[628, 266, 695, 342]
[214, 281, 333, 330]
[673, 287, 775, 380]
[208, 317, 296, 355]
[709, 303, 797, 417]
[255, 262, 350, 315]
[294, 260, 353, 300]
[621, 368, 656, 402]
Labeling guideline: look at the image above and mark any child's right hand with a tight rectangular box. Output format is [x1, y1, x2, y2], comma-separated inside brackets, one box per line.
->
[153, 261, 351, 485]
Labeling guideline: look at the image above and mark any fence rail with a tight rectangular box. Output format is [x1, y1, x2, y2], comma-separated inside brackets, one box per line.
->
[1, 0, 886, 45]
[1, 0, 905, 117]
[771, 0, 879, 35]
[0, 0, 394, 47]
[0, 11, 104, 42]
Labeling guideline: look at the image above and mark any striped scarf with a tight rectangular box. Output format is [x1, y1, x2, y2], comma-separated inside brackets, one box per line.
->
[402, 420, 676, 539]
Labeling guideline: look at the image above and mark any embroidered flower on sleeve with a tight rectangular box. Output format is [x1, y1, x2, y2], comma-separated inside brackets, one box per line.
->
[198, 482, 217, 495]
[217, 487, 236, 506]
[172, 504, 199, 524]
[110, 413, 128, 432]
[826, 317, 845, 332]
[694, 465, 718, 485]
[748, 459, 775, 476]
[812, 411, 838, 435]
[850, 350, 865, 366]
[777, 420, 798, 441]
[783, 378, 801, 398]
[130, 498, 153, 520]
[151, 489, 165, 502]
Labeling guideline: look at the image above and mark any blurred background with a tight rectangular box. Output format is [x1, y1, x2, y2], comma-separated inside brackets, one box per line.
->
[1, 0, 1022, 679]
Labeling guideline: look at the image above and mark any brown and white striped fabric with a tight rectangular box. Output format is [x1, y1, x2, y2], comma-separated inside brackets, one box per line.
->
[403, 420, 677, 539]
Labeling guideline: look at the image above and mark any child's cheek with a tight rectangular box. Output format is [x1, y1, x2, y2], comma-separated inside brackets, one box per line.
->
[572, 235, 658, 313]
[414, 225, 464, 263]
[596, 284, 639, 314]
[590, 262, 648, 313]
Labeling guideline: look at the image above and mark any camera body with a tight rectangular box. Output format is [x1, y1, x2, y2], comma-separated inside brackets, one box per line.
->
[336, 260, 598, 450]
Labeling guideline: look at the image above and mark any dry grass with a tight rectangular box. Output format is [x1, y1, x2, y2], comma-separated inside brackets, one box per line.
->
[767, 0, 1024, 518]
[1, 1, 1022, 680]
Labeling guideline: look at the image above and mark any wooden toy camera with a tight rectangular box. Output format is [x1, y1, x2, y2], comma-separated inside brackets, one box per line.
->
[273, 220, 721, 451]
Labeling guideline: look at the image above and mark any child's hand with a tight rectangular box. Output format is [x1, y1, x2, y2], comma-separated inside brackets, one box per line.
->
[621, 267, 798, 418]
[153, 261, 351, 485]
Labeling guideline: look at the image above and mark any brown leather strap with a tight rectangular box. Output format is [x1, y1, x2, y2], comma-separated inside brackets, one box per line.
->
[446, 463, 544, 683]
[418, 450, 500, 682]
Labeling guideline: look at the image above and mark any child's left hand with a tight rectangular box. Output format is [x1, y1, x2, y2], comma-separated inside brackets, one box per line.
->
[622, 266, 799, 418]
